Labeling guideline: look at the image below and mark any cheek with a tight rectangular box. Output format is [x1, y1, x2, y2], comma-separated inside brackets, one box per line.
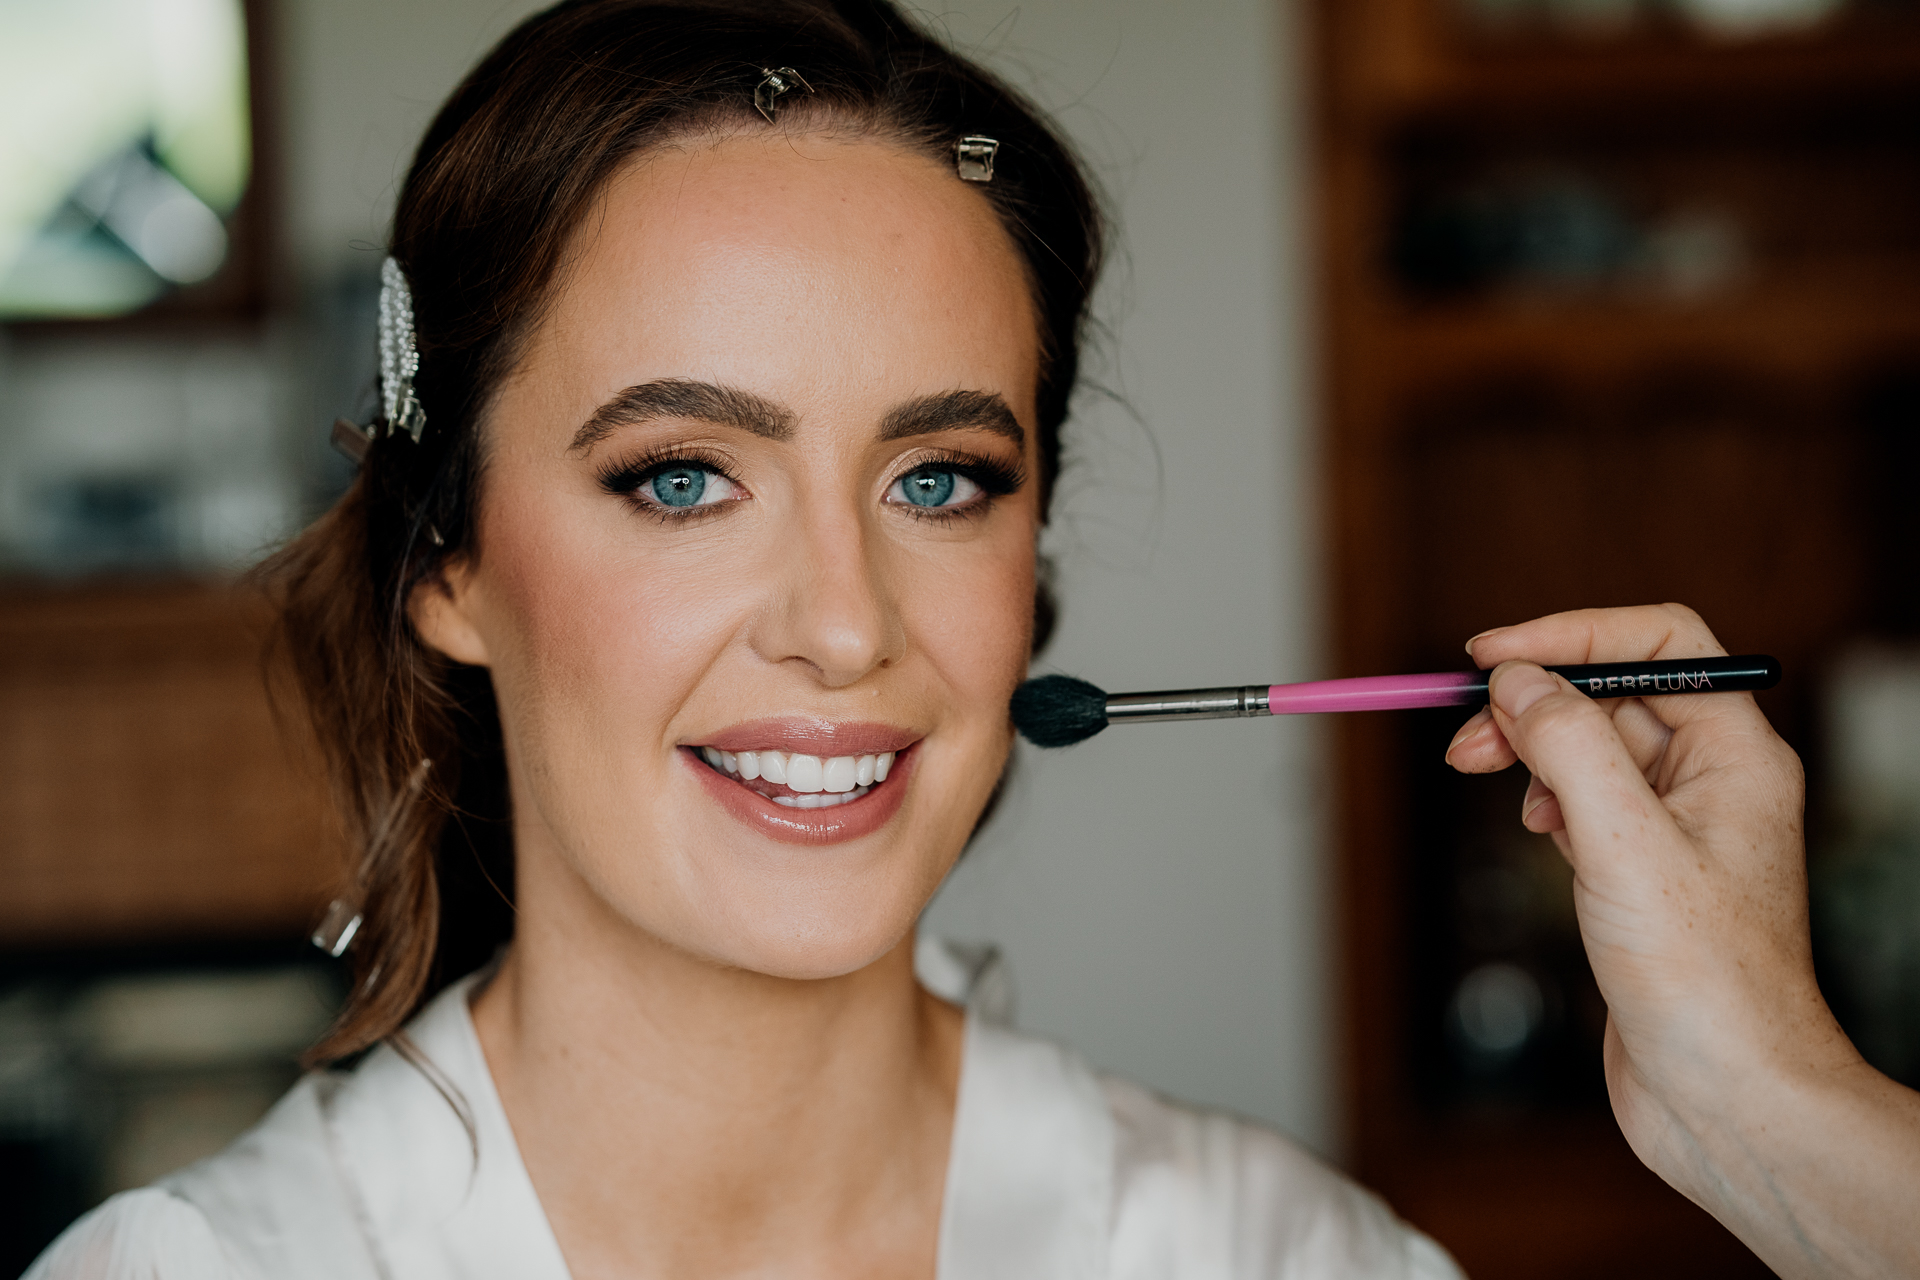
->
[471, 482, 749, 753]
[898, 522, 1037, 718]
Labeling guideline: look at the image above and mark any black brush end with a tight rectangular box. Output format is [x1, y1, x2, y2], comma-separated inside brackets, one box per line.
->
[1011, 674, 1109, 748]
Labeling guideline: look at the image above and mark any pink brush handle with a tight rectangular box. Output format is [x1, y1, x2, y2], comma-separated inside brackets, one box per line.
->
[1265, 671, 1482, 715]
[1096, 657, 1779, 728]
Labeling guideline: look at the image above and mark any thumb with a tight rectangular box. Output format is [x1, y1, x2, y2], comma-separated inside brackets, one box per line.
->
[1488, 661, 1680, 874]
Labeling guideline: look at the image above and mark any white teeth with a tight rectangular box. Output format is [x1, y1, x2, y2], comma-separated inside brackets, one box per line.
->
[786, 754, 825, 793]
[698, 745, 903, 796]
[773, 785, 871, 809]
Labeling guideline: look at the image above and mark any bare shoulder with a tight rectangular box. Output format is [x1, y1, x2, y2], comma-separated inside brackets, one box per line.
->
[22, 1187, 237, 1280]
[1100, 1075, 1466, 1279]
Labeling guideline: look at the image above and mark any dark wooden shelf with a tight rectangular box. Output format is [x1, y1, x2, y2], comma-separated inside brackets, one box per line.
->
[1315, 0, 1918, 1272]
[0, 579, 344, 946]
[1381, 273, 1920, 385]
[1382, 1114, 1775, 1279]
[1333, 0, 1920, 129]
[1435, 24, 1920, 115]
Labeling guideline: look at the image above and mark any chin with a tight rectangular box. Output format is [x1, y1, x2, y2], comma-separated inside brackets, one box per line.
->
[677, 873, 938, 981]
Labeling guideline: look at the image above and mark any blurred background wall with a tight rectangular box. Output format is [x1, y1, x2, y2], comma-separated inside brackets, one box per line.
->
[11, 0, 1920, 1277]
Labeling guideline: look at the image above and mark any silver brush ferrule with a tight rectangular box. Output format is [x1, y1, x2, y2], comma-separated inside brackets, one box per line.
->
[1103, 685, 1271, 724]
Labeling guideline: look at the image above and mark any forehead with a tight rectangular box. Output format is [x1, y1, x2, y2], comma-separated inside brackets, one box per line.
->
[523, 130, 1040, 416]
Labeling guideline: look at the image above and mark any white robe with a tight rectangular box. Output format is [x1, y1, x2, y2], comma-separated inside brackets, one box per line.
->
[27, 940, 1462, 1279]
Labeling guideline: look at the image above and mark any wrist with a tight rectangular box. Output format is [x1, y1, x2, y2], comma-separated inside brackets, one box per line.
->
[1621, 992, 1861, 1204]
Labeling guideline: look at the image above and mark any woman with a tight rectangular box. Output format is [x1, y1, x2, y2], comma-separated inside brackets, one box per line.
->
[29, 1, 1458, 1276]
[1446, 608, 1920, 1279]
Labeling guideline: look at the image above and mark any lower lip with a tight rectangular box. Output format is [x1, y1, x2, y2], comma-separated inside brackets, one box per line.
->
[684, 745, 915, 846]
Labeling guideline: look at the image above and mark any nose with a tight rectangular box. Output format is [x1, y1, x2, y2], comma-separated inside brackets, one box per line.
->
[748, 497, 905, 689]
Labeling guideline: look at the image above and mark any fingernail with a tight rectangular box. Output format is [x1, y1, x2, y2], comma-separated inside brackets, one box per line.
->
[1490, 662, 1555, 720]
[1521, 792, 1550, 825]
[1445, 707, 1492, 758]
[1465, 626, 1507, 658]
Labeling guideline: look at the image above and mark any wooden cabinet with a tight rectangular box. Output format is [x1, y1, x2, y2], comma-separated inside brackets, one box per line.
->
[0, 582, 343, 948]
[1313, 3, 1920, 1274]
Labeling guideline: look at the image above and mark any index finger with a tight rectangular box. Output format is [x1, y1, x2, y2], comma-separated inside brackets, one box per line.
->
[1467, 603, 1725, 670]
[1465, 603, 1765, 739]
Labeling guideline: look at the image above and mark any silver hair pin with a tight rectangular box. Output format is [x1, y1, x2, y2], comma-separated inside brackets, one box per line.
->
[378, 257, 427, 443]
[956, 136, 999, 183]
[312, 897, 363, 957]
[310, 757, 434, 957]
[754, 67, 813, 122]
[331, 416, 372, 464]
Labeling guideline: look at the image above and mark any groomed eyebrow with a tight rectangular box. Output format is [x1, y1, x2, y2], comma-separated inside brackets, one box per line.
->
[880, 390, 1025, 447]
[569, 379, 796, 454]
[567, 380, 1025, 454]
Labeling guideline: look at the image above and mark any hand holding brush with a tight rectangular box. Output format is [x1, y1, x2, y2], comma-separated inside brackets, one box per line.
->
[1009, 653, 1782, 748]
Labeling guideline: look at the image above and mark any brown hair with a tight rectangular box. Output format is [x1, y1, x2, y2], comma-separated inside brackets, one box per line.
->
[263, 0, 1104, 1063]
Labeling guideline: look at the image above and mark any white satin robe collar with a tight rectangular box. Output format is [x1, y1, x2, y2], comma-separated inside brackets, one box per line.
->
[177, 939, 1113, 1280]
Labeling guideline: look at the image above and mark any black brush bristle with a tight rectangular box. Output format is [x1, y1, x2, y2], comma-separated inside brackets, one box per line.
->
[1010, 674, 1110, 748]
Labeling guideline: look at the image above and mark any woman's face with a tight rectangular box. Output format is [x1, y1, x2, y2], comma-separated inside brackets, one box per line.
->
[416, 130, 1042, 980]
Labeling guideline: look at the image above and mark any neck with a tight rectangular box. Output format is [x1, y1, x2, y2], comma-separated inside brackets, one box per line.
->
[471, 854, 964, 1280]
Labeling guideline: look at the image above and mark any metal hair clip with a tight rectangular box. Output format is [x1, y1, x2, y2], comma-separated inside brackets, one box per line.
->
[378, 257, 428, 443]
[312, 897, 363, 957]
[754, 66, 813, 122]
[956, 135, 999, 183]
[310, 757, 434, 958]
[331, 416, 373, 465]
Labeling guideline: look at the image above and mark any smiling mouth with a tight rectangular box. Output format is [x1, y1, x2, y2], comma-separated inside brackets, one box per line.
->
[695, 746, 898, 810]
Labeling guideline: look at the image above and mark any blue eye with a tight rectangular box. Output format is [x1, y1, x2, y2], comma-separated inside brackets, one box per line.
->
[891, 466, 981, 509]
[650, 467, 706, 507]
[640, 465, 736, 510]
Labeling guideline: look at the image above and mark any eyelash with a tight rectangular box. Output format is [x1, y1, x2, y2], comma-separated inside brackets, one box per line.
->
[597, 446, 744, 524]
[886, 450, 1026, 524]
[594, 447, 1027, 524]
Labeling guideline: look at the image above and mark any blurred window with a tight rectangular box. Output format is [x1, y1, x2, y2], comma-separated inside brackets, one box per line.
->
[0, 0, 250, 319]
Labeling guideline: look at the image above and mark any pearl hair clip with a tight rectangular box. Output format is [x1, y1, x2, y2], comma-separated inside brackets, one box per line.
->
[329, 257, 428, 464]
[955, 136, 999, 183]
[378, 257, 428, 444]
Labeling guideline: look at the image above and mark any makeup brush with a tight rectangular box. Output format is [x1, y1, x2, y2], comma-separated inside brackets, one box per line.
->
[1010, 655, 1782, 748]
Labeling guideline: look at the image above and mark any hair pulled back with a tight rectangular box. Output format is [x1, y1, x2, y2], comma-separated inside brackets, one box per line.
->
[263, 0, 1104, 1063]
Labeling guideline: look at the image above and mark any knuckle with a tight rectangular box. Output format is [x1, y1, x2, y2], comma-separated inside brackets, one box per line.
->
[1657, 602, 1726, 654]
[1523, 692, 1604, 747]
[1771, 742, 1808, 797]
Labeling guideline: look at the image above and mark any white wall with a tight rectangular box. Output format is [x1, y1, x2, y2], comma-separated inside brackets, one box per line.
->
[277, 0, 1332, 1153]
[918, 4, 1331, 1152]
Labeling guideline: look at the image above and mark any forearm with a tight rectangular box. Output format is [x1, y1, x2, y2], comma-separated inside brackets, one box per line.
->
[1657, 1053, 1920, 1279]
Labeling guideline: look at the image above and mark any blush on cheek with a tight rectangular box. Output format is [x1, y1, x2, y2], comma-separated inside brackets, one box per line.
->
[479, 478, 734, 690]
[919, 546, 1036, 700]
[465, 475, 728, 844]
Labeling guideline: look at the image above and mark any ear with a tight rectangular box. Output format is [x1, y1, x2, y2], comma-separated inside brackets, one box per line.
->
[409, 556, 492, 666]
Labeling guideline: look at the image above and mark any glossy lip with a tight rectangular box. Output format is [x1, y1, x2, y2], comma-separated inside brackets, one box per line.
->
[690, 718, 920, 757]
[685, 740, 917, 846]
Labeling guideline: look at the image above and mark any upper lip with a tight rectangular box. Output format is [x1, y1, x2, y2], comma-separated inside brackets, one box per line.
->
[689, 719, 920, 757]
